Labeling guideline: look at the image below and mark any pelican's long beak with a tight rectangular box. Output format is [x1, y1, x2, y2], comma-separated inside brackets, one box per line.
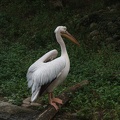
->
[61, 31, 80, 46]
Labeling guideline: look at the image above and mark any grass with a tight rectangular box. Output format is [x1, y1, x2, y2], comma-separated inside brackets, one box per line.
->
[0, 0, 120, 119]
[68, 51, 120, 119]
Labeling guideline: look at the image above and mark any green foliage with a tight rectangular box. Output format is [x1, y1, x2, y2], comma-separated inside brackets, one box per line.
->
[0, 0, 120, 119]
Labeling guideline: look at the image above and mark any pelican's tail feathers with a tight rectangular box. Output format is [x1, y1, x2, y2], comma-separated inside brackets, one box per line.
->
[31, 88, 40, 102]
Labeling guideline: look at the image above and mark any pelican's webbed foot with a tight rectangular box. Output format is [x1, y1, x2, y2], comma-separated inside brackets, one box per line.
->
[48, 92, 63, 110]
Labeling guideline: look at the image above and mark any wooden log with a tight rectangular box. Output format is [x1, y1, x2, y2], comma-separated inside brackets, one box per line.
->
[36, 80, 89, 120]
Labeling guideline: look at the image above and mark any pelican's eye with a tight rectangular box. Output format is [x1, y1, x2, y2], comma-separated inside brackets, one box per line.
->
[63, 27, 67, 31]
[64, 30, 67, 33]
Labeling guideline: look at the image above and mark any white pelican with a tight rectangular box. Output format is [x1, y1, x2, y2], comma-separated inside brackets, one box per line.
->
[27, 26, 79, 110]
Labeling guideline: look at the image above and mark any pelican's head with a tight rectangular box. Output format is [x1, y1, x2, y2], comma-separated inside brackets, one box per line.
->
[54, 26, 80, 46]
[54, 26, 67, 33]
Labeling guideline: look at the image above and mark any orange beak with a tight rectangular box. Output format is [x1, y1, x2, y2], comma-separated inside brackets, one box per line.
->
[61, 31, 80, 46]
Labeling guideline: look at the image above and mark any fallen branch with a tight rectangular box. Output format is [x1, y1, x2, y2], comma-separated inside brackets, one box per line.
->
[36, 80, 89, 120]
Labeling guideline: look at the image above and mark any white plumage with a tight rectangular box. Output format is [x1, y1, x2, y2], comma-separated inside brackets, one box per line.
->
[26, 26, 79, 110]
[27, 51, 66, 101]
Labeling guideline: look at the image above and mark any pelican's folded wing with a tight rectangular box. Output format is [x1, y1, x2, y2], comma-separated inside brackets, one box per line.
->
[27, 56, 66, 102]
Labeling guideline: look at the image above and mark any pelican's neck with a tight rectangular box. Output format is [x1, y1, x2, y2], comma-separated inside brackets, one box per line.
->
[55, 32, 67, 56]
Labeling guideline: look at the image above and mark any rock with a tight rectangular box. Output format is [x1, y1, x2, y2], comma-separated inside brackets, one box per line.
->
[79, 15, 89, 26]
[107, 22, 113, 26]
[22, 97, 42, 110]
[106, 37, 114, 43]
[110, 9, 116, 12]
[22, 97, 31, 105]
[89, 30, 99, 37]
[90, 23, 98, 30]
[49, 0, 63, 9]
[71, 113, 78, 117]
[0, 101, 39, 120]
[92, 35, 100, 41]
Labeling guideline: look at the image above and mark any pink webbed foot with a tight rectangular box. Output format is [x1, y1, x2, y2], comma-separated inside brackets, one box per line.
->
[52, 97, 63, 104]
[49, 100, 59, 110]
[49, 92, 63, 110]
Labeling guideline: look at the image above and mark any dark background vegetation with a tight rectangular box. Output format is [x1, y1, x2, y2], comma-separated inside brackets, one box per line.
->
[0, 0, 120, 119]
